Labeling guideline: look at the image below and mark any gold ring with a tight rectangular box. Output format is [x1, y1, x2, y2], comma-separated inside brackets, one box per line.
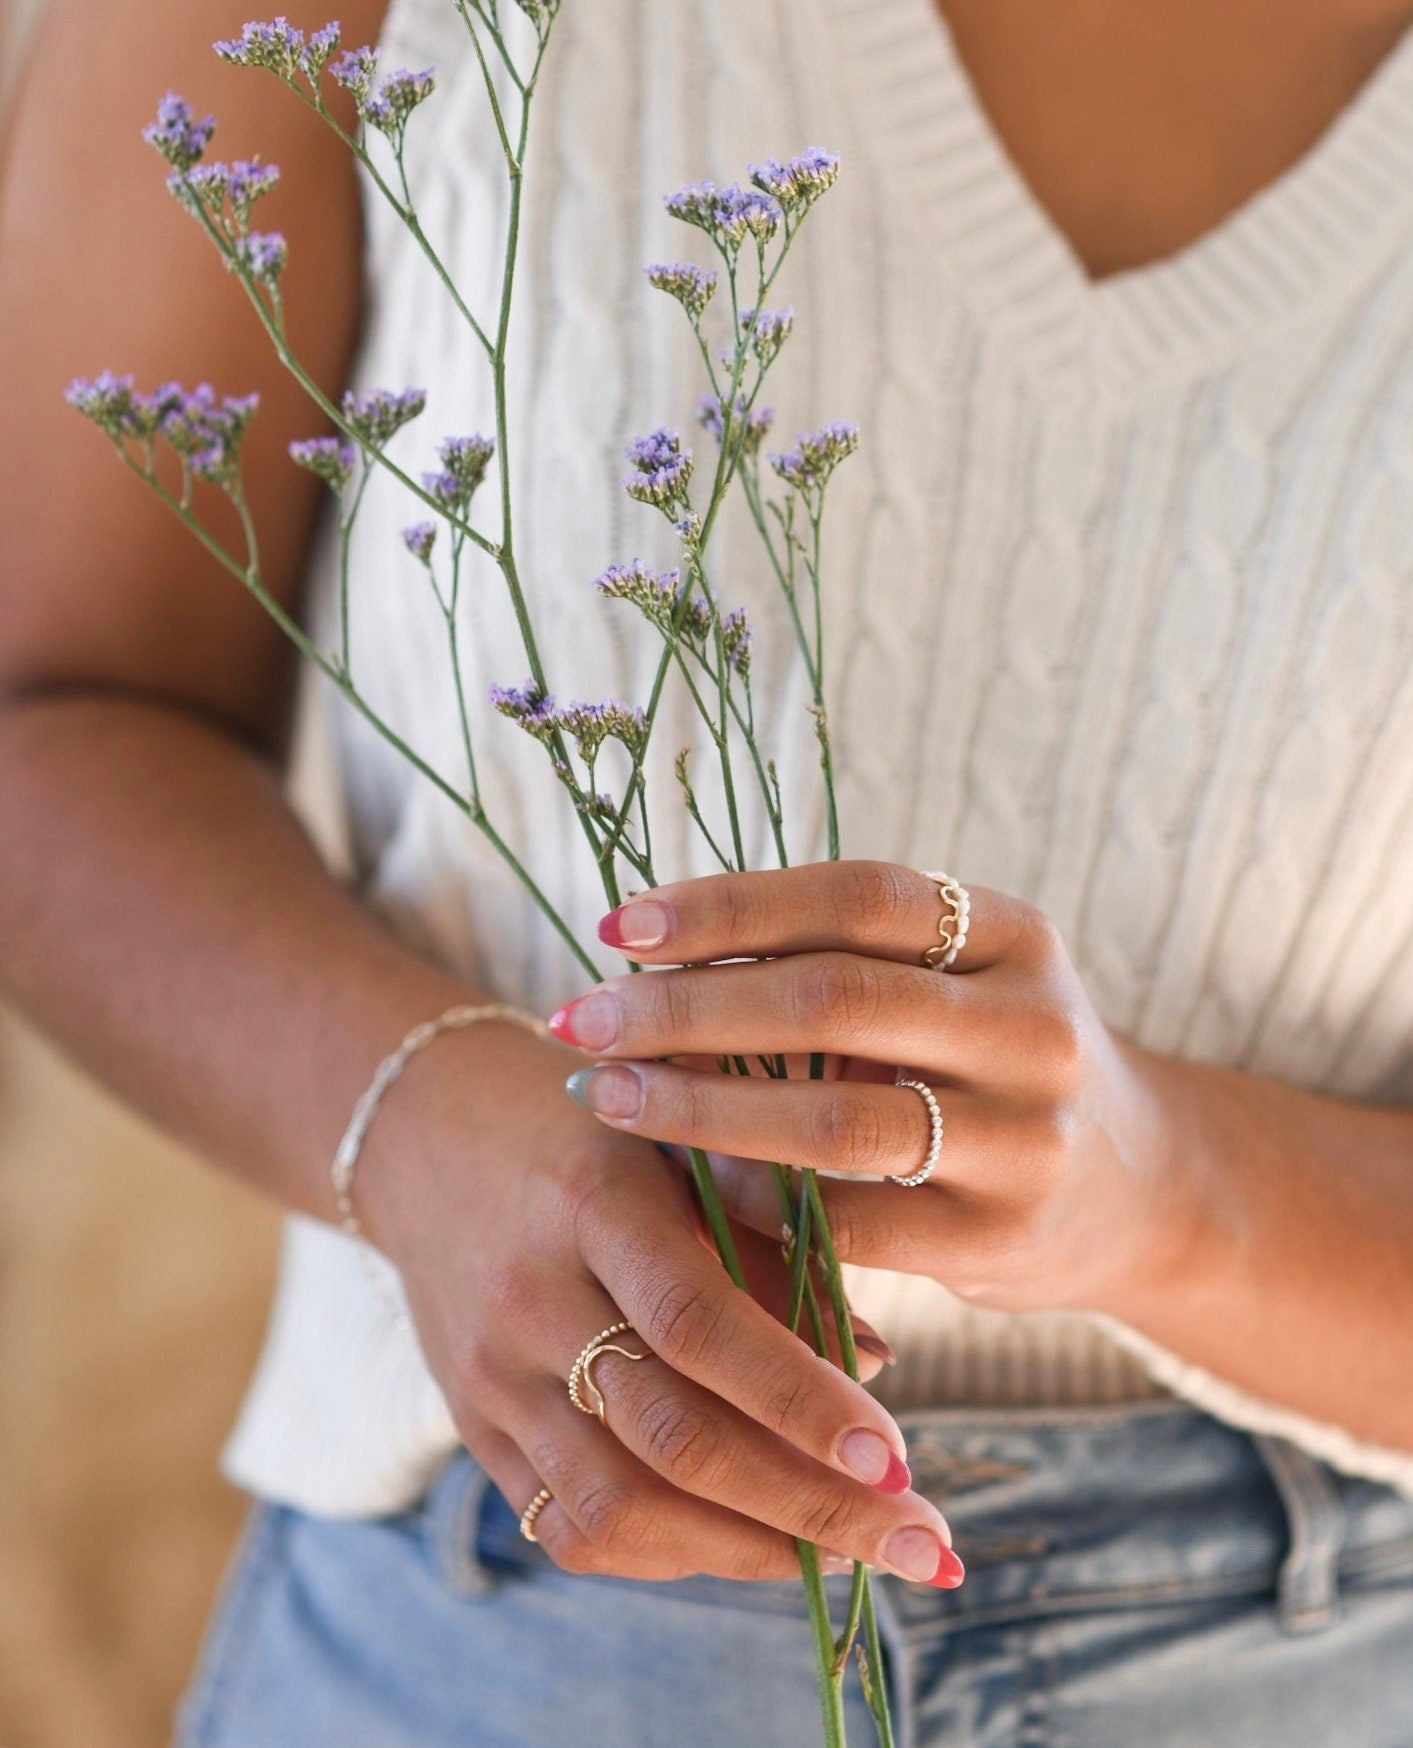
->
[568, 1320, 650, 1426]
[919, 870, 970, 971]
[519, 1486, 554, 1543]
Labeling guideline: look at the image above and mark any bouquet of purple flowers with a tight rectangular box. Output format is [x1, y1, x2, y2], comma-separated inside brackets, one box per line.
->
[68, 7, 890, 1742]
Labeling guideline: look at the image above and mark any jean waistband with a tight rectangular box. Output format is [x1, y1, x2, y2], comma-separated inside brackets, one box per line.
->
[425, 1399, 1413, 1640]
[883, 1399, 1413, 1636]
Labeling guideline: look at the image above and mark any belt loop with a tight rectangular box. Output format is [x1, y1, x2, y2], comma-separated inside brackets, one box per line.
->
[423, 1450, 499, 1597]
[1250, 1433, 1345, 1635]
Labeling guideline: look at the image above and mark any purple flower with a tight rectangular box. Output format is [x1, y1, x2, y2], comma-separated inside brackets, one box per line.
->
[644, 262, 718, 321]
[65, 372, 137, 438]
[743, 304, 794, 364]
[748, 148, 841, 213]
[226, 159, 280, 225]
[594, 560, 714, 644]
[768, 420, 860, 491]
[431, 434, 495, 506]
[695, 392, 774, 455]
[361, 67, 435, 140]
[329, 45, 379, 103]
[721, 606, 753, 677]
[622, 426, 693, 514]
[665, 180, 781, 249]
[231, 230, 288, 285]
[490, 680, 558, 742]
[304, 23, 341, 74]
[402, 522, 437, 564]
[289, 435, 355, 492]
[142, 92, 215, 172]
[213, 17, 306, 77]
[553, 700, 648, 762]
[341, 386, 426, 447]
[159, 383, 261, 487]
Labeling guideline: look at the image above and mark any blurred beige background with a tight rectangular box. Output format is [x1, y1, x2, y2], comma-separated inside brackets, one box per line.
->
[2, 13, 283, 1748]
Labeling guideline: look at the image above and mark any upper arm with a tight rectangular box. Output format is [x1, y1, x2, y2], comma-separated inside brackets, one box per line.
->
[0, 0, 387, 754]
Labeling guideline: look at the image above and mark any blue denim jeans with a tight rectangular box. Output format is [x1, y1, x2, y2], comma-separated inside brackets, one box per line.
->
[175, 1400, 1413, 1747]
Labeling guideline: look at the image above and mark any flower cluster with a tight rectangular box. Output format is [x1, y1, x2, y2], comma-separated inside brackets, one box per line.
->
[213, 18, 342, 86]
[341, 386, 427, 447]
[177, 157, 281, 231]
[665, 181, 781, 250]
[696, 393, 774, 455]
[769, 421, 860, 491]
[142, 92, 214, 172]
[402, 521, 437, 564]
[423, 433, 495, 511]
[721, 606, 753, 677]
[491, 682, 647, 762]
[554, 700, 649, 763]
[67, 375, 259, 487]
[289, 435, 355, 493]
[622, 427, 693, 514]
[743, 305, 794, 365]
[511, 0, 562, 31]
[594, 560, 713, 641]
[490, 680, 558, 740]
[747, 148, 841, 215]
[232, 230, 288, 287]
[327, 45, 435, 144]
[645, 262, 719, 321]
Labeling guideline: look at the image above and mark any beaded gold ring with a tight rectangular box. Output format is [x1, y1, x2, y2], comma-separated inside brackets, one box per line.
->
[568, 1321, 651, 1427]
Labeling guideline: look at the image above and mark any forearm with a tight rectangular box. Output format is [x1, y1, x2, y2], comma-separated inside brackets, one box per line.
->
[0, 687, 555, 1224]
[1105, 1043, 1413, 1452]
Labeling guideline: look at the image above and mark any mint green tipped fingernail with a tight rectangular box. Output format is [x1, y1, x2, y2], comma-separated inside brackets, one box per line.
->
[565, 1067, 595, 1108]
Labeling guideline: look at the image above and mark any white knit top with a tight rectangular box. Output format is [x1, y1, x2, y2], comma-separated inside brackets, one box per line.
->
[224, 0, 1413, 1514]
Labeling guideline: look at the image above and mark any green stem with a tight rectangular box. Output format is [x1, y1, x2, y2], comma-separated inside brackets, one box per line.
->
[798, 1541, 848, 1748]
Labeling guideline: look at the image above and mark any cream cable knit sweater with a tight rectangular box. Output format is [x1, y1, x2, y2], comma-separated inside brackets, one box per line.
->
[224, 0, 1413, 1514]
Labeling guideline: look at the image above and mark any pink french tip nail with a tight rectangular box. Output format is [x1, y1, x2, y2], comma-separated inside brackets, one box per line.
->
[878, 1452, 912, 1495]
[547, 1004, 575, 1040]
[930, 1547, 966, 1589]
[597, 899, 670, 952]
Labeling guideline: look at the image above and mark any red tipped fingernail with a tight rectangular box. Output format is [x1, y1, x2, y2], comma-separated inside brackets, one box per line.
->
[546, 991, 619, 1050]
[930, 1547, 966, 1588]
[598, 899, 670, 951]
[878, 1452, 912, 1495]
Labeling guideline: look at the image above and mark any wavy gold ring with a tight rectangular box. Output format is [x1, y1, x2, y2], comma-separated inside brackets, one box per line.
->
[568, 1321, 651, 1427]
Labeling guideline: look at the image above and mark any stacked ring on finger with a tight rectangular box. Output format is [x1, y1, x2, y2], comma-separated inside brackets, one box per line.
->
[568, 1320, 651, 1426]
[519, 1486, 554, 1543]
[890, 1071, 944, 1187]
[920, 870, 970, 970]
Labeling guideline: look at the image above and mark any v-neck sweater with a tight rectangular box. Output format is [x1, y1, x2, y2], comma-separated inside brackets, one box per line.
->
[223, 0, 1413, 1514]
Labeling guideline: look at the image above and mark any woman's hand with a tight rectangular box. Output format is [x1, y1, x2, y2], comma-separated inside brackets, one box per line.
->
[355, 1017, 964, 1588]
[549, 862, 1209, 1320]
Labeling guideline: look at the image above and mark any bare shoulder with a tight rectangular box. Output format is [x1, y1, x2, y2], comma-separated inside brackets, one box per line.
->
[0, 0, 390, 752]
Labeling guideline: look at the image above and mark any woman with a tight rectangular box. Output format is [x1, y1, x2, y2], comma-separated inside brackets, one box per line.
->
[3, 0, 1413, 1741]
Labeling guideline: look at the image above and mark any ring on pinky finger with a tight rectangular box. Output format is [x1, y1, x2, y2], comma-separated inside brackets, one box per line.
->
[890, 1072, 943, 1187]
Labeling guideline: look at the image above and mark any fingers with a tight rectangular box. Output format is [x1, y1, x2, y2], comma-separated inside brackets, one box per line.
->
[472, 1399, 809, 1584]
[596, 862, 1036, 971]
[575, 1176, 913, 1489]
[549, 952, 1005, 1078]
[573, 1058, 968, 1182]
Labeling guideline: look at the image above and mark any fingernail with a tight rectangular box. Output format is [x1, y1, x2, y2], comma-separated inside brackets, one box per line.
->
[839, 1429, 909, 1492]
[853, 1330, 897, 1367]
[599, 899, 671, 952]
[882, 1526, 949, 1584]
[547, 990, 619, 1050]
[566, 1064, 643, 1120]
[930, 1546, 966, 1589]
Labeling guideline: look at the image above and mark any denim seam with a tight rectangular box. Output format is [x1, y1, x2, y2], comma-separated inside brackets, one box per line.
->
[175, 1503, 287, 1748]
[893, 1562, 1293, 1642]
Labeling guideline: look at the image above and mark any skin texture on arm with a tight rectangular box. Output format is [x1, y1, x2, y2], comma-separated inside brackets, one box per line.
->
[0, 1, 965, 1589]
